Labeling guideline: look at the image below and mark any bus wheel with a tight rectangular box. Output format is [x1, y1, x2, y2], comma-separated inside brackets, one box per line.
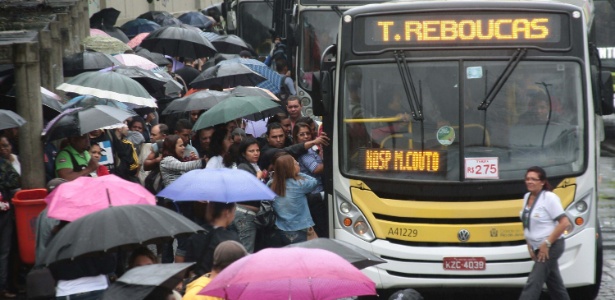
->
[568, 226, 603, 300]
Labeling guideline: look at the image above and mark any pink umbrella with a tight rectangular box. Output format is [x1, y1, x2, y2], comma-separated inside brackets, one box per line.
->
[45, 175, 156, 222]
[128, 32, 149, 49]
[199, 248, 376, 300]
[90, 28, 111, 37]
[113, 53, 158, 70]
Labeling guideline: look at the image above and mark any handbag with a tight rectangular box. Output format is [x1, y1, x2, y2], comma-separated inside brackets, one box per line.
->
[254, 200, 276, 229]
[26, 267, 56, 299]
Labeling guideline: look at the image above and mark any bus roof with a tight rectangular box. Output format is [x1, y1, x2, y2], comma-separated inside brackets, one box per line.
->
[355, 0, 594, 28]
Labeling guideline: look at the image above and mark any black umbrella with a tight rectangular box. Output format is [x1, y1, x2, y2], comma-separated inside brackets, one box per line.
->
[210, 34, 250, 54]
[5, 86, 63, 113]
[90, 8, 129, 43]
[38, 205, 204, 266]
[138, 11, 182, 27]
[41, 105, 136, 141]
[111, 66, 182, 99]
[90, 8, 121, 28]
[161, 90, 230, 115]
[102, 263, 194, 300]
[190, 62, 266, 89]
[63, 51, 121, 76]
[140, 27, 217, 59]
[134, 47, 171, 66]
[230, 86, 279, 101]
[178, 11, 213, 30]
[120, 18, 161, 39]
[287, 238, 387, 270]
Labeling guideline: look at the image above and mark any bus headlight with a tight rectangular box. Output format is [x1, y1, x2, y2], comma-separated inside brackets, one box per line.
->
[335, 192, 375, 241]
[564, 192, 593, 237]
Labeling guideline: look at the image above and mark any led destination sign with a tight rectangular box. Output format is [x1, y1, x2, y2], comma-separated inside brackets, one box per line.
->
[355, 12, 568, 50]
[360, 149, 444, 173]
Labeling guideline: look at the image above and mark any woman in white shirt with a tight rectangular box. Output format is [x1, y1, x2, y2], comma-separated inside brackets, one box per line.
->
[206, 125, 235, 169]
[519, 166, 571, 300]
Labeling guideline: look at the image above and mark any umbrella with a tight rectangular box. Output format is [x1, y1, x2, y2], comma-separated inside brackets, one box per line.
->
[138, 11, 182, 27]
[102, 263, 194, 300]
[38, 205, 204, 266]
[161, 90, 230, 115]
[41, 105, 135, 141]
[199, 247, 376, 299]
[140, 26, 217, 59]
[113, 53, 158, 70]
[89, 28, 111, 37]
[101, 27, 130, 43]
[133, 46, 170, 66]
[210, 34, 250, 54]
[178, 11, 213, 30]
[219, 58, 283, 93]
[0, 109, 26, 131]
[57, 71, 157, 107]
[90, 7, 121, 28]
[5, 87, 63, 113]
[157, 168, 276, 202]
[120, 18, 161, 39]
[45, 175, 156, 222]
[192, 96, 282, 130]
[63, 51, 121, 76]
[287, 238, 387, 270]
[230, 86, 279, 101]
[109, 66, 182, 99]
[83, 35, 132, 55]
[128, 33, 149, 49]
[200, 52, 239, 71]
[190, 62, 266, 89]
[61, 95, 130, 111]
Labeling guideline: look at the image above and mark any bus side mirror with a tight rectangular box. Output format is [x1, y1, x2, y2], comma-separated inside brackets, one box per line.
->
[310, 72, 326, 117]
[601, 71, 614, 115]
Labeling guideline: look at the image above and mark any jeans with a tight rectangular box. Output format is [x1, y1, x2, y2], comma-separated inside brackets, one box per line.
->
[271, 228, 308, 247]
[0, 210, 13, 291]
[231, 208, 257, 253]
[519, 239, 570, 300]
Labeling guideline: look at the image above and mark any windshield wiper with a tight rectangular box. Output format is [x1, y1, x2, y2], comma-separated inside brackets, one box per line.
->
[331, 6, 343, 17]
[537, 81, 554, 148]
[477, 48, 527, 110]
[394, 51, 423, 121]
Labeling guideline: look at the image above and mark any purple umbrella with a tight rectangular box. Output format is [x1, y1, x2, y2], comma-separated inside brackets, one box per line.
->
[157, 168, 276, 202]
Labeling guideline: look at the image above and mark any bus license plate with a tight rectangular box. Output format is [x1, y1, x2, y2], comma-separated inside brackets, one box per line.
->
[443, 257, 486, 271]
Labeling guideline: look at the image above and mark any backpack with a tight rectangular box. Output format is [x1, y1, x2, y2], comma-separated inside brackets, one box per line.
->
[144, 140, 165, 194]
[276, 76, 291, 103]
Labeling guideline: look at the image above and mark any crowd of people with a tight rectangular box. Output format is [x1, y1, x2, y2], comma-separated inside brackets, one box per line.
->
[0, 68, 333, 299]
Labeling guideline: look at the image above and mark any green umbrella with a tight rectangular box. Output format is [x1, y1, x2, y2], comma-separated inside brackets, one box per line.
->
[83, 36, 132, 55]
[192, 96, 282, 131]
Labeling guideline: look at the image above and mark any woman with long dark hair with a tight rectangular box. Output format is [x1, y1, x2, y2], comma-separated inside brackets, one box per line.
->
[519, 166, 571, 300]
[269, 154, 317, 246]
[206, 125, 235, 169]
[159, 135, 205, 187]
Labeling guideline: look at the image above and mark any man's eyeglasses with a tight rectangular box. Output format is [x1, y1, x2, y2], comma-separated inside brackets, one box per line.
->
[525, 177, 541, 182]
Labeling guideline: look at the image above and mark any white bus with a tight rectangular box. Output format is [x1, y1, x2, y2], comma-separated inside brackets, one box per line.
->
[314, 0, 613, 298]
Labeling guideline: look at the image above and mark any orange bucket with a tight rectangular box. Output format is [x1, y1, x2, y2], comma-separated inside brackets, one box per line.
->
[12, 189, 47, 265]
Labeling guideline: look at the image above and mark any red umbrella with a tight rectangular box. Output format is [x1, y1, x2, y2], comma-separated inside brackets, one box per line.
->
[90, 28, 111, 37]
[199, 247, 376, 300]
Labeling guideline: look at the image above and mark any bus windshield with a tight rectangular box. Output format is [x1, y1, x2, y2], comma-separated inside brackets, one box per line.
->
[237, 2, 274, 57]
[298, 10, 340, 90]
[341, 60, 585, 181]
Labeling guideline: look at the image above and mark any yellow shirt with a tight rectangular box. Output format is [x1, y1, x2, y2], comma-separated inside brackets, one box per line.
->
[182, 274, 222, 300]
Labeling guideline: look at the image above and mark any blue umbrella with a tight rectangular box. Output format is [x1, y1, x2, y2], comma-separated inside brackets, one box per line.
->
[120, 18, 161, 38]
[157, 168, 276, 202]
[218, 58, 282, 94]
[178, 11, 213, 30]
